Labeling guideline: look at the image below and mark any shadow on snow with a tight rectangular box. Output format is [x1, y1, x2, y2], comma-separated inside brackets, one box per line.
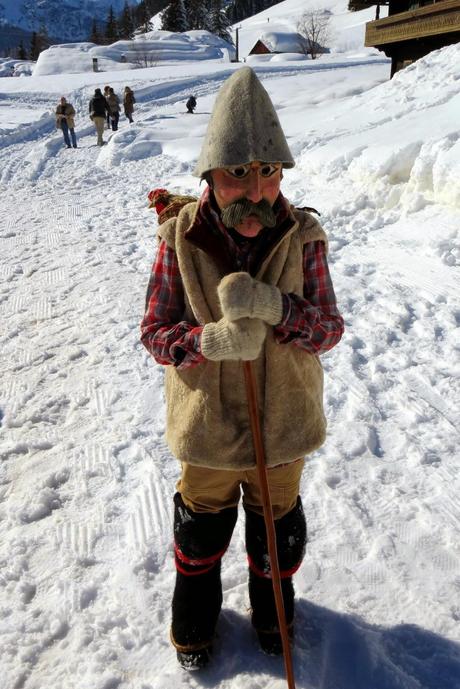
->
[203, 599, 460, 689]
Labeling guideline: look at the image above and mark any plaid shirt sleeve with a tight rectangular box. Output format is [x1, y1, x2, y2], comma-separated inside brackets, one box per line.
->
[274, 240, 344, 354]
[140, 240, 206, 369]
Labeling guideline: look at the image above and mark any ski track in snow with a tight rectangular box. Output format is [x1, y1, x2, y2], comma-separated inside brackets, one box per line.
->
[1, 44, 460, 689]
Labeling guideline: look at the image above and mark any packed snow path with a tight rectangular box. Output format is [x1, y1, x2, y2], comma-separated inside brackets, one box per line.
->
[1, 52, 460, 689]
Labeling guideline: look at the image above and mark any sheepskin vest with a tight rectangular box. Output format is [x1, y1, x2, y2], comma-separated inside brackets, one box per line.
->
[158, 202, 328, 470]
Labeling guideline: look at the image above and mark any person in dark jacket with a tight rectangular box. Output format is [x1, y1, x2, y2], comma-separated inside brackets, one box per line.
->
[55, 96, 77, 148]
[89, 88, 110, 146]
[123, 86, 135, 123]
[186, 95, 197, 113]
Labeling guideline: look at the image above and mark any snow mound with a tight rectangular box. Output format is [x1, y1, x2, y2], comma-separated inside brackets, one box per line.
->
[33, 31, 235, 77]
[300, 44, 460, 213]
[97, 127, 163, 166]
[0, 57, 35, 77]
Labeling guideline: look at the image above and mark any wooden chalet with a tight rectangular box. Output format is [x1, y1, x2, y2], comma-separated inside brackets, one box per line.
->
[249, 39, 272, 55]
[364, 0, 460, 76]
[248, 32, 326, 58]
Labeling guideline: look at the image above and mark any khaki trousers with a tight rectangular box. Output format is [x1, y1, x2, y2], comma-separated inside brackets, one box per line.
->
[177, 459, 305, 520]
[93, 116, 105, 145]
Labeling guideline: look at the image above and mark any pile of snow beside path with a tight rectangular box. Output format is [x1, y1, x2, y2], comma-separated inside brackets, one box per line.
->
[294, 44, 460, 215]
[33, 31, 234, 77]
[0, 58, 35, 78]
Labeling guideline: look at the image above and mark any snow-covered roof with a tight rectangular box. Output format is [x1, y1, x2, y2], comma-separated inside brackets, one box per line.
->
[250, 31, 309, 54]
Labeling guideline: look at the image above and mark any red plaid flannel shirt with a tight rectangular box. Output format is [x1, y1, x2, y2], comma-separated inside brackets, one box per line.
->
[141, 189, 344, 369]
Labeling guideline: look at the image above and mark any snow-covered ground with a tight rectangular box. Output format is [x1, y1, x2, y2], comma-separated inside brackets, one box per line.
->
[1, 1, 460, 687]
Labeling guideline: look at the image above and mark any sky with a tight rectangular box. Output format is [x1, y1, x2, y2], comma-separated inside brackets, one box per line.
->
[0, 1, 459, 688]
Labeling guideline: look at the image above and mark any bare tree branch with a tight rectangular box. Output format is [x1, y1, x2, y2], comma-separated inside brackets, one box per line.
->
[296, 9, 331, 60]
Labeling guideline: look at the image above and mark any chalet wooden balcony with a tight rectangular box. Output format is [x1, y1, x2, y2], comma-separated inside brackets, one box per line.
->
[365, 0, 460, 47]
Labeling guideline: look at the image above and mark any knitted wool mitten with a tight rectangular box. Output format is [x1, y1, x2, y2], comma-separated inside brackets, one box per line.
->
[201, 317, 266, 361]
[218, 272, 283, 325]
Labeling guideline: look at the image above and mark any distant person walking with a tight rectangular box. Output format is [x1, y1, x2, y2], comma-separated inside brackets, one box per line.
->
[186, 95, 197, 113]
[107, 87, 121, 131]
[89, 88, 110, 146]
[55, 96, 77, 149]
[103, 85, 111, 129]
[123, 86, 135, 123]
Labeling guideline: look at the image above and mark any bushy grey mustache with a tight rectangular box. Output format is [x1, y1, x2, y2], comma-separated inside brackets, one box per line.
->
[220, 197, 276, 229]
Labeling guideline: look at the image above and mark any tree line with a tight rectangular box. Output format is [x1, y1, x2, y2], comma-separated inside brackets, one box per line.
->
[16, 26, 51, 61]
[160, 0, 282, 35]
[13, 0, 286, 60]
[93, 1, 237, 44]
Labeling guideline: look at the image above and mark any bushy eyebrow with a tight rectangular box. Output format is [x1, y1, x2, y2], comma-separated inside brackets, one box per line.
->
[224, 163, 281, 172]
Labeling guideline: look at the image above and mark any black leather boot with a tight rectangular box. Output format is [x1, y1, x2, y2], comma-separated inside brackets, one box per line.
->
[172, 564, 221, 669]
[171, 493, 237, 669]
[248, 571, 295, 655]
[245, 497, 307, 654]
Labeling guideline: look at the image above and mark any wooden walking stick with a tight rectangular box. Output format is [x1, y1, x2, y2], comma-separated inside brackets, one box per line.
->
[242, 360, 296, 689]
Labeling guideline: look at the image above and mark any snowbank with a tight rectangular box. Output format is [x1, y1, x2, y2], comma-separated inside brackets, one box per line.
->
[0, 58, 35, 78]
[296, 44, 460, 213]
[33, 31, 235, 77]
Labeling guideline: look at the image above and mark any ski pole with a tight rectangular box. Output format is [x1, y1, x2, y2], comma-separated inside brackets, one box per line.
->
[242, 360, 296, 689]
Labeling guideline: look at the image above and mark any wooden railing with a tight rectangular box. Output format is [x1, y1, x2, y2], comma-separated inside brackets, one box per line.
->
[365, 0, 460, 45]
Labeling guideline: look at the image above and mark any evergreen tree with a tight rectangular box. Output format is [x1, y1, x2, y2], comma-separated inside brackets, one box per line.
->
[348, 1, 373, 10]
[226, 0, 277, 23]
[17, 41, 27, 60]
[186, 0, 210, 30]
[38, 22, 51, 51]
[226, 0, 248, 23]
[90, 18, 102, 43]
[105, 5, 119, 44]
[28, 23, 51, 60]
[161, 0, 188, 32]
[131, 1, 169, 34]
[29, 32, 40, 60]
[136, 1, 151, 33]
[209, 0, 232, 42]
[119, 1, 134, 38]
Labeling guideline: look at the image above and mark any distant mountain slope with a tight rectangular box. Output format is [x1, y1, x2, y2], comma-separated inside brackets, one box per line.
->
[0, 22, 33, 54]
[0, 0, 133, 45]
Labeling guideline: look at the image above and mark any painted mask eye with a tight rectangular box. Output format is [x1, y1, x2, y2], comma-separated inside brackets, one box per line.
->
[226, 164, 251, 179]
[260, 163, 281, 177]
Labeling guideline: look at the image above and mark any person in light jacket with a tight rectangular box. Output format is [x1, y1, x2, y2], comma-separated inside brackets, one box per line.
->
[106, 87, 121, 131]
[103, 85, 111, 129]
[55, 96, 77, 149]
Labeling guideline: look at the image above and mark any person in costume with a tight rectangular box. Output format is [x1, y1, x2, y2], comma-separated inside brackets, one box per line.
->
[141, 67, 344, 670]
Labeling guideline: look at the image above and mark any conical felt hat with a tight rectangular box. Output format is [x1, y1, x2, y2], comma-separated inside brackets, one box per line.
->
[193, 67, 295, 178]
